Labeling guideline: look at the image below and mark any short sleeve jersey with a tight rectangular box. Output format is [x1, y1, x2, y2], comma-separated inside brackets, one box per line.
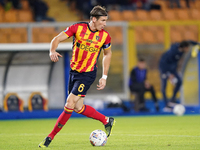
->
[63, 22, 111, 73]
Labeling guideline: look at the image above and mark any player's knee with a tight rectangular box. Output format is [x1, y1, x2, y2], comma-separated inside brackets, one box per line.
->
[65, 99, 76, 108]
[74, 105, 84, 113]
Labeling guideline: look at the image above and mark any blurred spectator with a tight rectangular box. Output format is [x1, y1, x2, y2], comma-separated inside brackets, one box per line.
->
[0, 0, 21, 11]
[9, 0, 22, 9]
[169, 0, 181, 8]
[0, 0, 5, 7]
[32, 0, 55, 22]
[159, 41, 198, 112]
[129, 58, 159, 112]
[185, 0, 195, 8]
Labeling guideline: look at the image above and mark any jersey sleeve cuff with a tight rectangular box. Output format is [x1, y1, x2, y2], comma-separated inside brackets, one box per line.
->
[62, 31, 69, 38]
[104, 45, 111, 50]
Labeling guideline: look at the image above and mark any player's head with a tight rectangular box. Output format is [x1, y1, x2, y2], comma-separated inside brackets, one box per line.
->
[179, 41, 190, 52]
[137, 57, 146, 69]
[90, 6, 108, 31]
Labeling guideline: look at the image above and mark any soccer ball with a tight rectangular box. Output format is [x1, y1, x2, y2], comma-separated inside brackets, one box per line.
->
[89, 130, 107, 146]
[173, 104, 186, 116]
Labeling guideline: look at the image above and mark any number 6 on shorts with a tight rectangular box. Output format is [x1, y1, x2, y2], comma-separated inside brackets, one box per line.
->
[78, 84, 85, 92]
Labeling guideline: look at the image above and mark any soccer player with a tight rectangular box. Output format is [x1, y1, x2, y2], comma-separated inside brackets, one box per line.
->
[159, 40, 198, 111]
[39, 6, 115, 148]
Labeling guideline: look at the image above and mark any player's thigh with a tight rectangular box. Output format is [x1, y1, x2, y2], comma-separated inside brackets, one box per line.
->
[70, 75, 95, 97]
[68, 72, 74, 95]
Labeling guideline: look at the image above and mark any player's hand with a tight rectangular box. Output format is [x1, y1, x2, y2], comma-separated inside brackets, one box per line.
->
[97, 78, 106, 90]
[49, 51, 62, 62]
[145, 80, 151, 89]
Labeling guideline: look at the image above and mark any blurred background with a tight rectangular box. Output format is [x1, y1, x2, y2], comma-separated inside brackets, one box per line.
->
[0, 0, 200, 119]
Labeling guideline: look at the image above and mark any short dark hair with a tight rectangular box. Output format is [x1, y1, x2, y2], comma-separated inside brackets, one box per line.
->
[179, 41, 190, 48]
[90, 5, 108, 20]
[138, 57, 145, 62]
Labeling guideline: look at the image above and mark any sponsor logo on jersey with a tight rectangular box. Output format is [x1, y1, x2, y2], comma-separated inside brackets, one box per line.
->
[76, 42, 98, 53]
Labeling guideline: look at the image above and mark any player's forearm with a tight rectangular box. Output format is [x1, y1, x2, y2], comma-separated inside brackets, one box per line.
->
[102, 51, 112, 76]
[50, 37, 60, 54]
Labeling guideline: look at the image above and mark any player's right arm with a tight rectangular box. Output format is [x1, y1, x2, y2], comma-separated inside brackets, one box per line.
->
[49, 32, 68, 62]
[50, 24, 77, 62]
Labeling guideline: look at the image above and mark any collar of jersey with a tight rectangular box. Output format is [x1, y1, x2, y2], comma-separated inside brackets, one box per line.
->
[87, 22, 98, 33]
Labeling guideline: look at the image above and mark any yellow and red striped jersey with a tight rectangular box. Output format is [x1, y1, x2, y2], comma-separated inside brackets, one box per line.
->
[63, 22, 111, 73]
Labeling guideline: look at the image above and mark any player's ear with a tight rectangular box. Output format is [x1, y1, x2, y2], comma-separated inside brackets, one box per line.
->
[92, 17, 97, 23]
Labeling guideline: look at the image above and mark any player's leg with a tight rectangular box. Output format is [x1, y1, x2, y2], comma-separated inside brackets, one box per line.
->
[74, 98, 108, 125]
[130, 83, 146, 110]
[145, 85, 159, 111]
[160, 73, 168, 106]
[74, 98, 115, 137]
[48, 93, 81, 139]
[38, 93, 81, 148]
[170, 72, 182, 103]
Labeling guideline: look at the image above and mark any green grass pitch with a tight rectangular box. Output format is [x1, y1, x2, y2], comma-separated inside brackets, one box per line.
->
[0, 115, 200, 150]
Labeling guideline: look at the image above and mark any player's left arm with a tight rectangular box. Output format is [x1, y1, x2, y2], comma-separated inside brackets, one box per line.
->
[97, 48, 112, 90]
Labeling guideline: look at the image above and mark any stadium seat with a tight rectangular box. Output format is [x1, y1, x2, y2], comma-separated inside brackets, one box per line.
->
[114, 30, 123, 45]
[28, 92, 48, 111]
[12, 28, 28, 42]
[183, 26, 198, 41]
[176, 9, 190, 20]
[187, 25, 198, 33]
[13, 28, 27, 34]
[154, 0, 168, 10]
[142, 27, 157, 43]
[106, 27, 123, 44]
[0, 14, 3, 22]
[0, 33, 9, 43]
[33, 33, 52, 43]
[3, 9, 18, 22]
[18, 10, 33, 22]
[122, 10, 135, 21]
[172, 25, 187, 32]
[0, 28, 13, 34]
[41, 27, 58, 36]
[0, 6, 3, 22]
[170, 28, 183, 43]
[149, 10, 163, 21]
[3, 93, 24, 112]
[156, 29, 164, 43]
[146, 26, 164, 43]
[163, 9, 177, 20]
[9, 33, 24, 43]
[104, 27, 115, 37]
[135, 26, 145, 44]
[190, 9, 200, 20]
[108, 10, 122, 21]
[193, 0, 200, 9]
[32, 28, 42, 34]
[135, 10, 149, 21]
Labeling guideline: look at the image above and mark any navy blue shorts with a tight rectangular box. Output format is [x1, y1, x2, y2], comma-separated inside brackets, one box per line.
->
[68, 69, 97, 97]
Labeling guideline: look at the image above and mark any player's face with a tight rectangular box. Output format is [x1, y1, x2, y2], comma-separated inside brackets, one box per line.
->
[94, 16, 108, 31]
[182, 46, 190, 52]
[138, 62, 146, 69]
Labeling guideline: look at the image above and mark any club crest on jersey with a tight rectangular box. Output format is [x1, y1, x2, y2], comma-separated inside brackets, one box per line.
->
[96, 36, 100, 41]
